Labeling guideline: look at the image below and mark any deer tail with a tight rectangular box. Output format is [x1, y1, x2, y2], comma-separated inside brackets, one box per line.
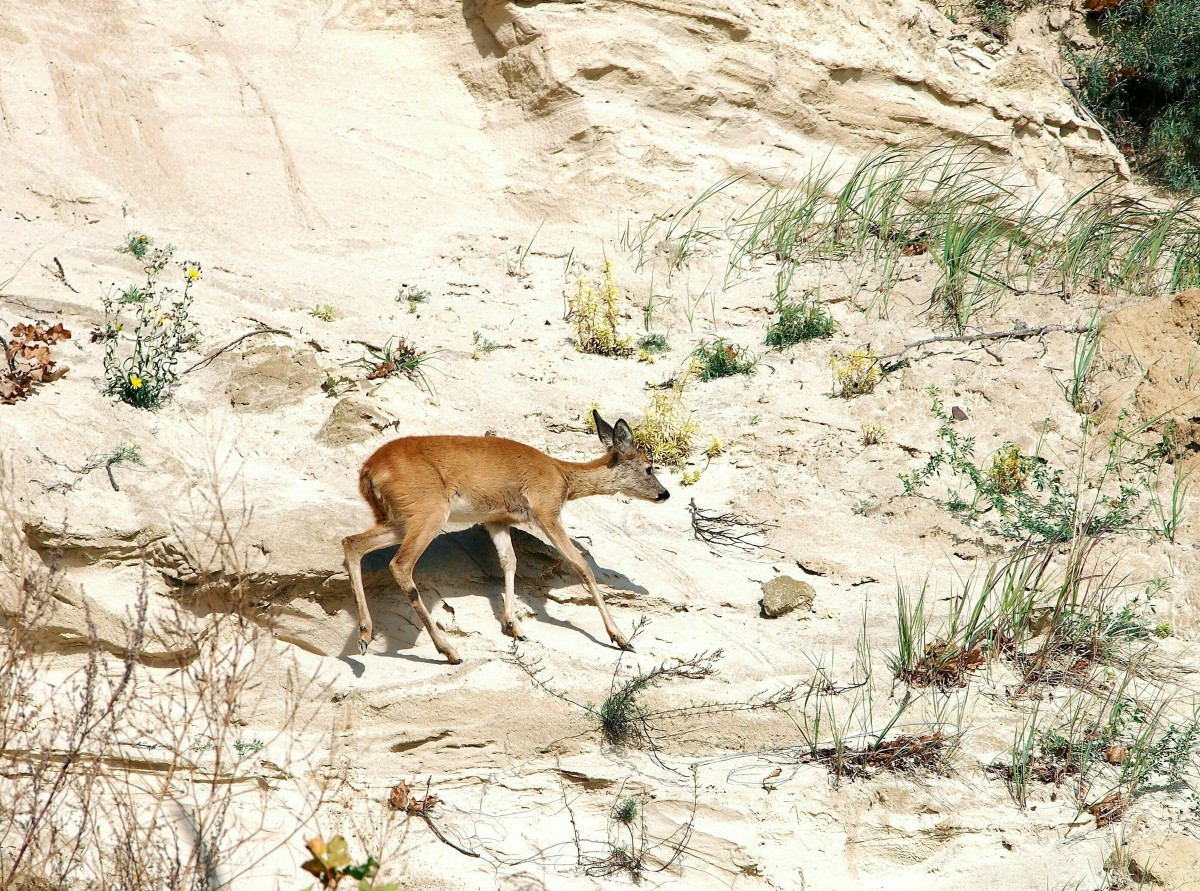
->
[358, 464, 388, 524]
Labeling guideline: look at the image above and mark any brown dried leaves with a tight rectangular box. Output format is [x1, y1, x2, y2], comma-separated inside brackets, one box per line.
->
[2, 322, 71, 404]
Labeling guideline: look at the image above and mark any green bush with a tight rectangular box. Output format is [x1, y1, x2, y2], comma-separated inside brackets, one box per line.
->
[102, 245, 200, 409]
[1074, 0, 1200, 191]
[764, 294, 835, 348]
[692, 338, 756, 381]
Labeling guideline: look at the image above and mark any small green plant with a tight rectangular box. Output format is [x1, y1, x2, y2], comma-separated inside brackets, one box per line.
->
[830, 348, 881, 397]
[101, 246, 200, 409]
[1063, 319, 1102, 413]
[987, 442, 1028, 495]
[301, 835, 397, 891]
[705, 436, 724, 459]
[639, 333, 670, 354]
[972, 0, 1032, 41]
[232, 738, 263, 756]
[310, 304, 337, 322]
[397, 284, 431, 314]
[632, 384, 698, 467]
[1149, 460, 1192, 543]
[360, 336, 433, 390]
[566, 261, 634, 357]
[117, 232, 152, 261]
[613, 796, 640, 825]
[680, 470, 701, 486]
[764, 293, 836, 347]
[692, 338, 756, 381]
[471, 330, 499, 359]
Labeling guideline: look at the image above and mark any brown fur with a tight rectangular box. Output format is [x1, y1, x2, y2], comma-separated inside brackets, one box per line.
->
[342, 413, 669, 663]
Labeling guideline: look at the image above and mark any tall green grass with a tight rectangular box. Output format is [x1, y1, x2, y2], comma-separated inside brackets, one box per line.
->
[625, 144, 1200, 333]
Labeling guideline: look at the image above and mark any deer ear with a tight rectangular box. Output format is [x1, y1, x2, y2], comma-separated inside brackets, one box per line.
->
[613, 419, 635, 453]
[594, 410, 615, 448]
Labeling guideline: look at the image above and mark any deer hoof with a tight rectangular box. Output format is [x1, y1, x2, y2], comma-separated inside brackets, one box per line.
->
[357, 637, 370, 656]
[615, 638, 635, 652]
[442, 647, 463, 665]
[504, 621, 527, 641]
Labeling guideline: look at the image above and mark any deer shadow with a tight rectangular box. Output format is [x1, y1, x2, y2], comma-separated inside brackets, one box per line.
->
[358, 524, 650, 659]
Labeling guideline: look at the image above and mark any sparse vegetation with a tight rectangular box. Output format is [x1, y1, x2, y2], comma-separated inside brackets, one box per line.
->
[900, 390, 1162, 543]
[830, 348, 881, 397]
[397, 284, 431, 314]
[566, 261, 634, 357]
[692, 338, 756, 381]
[360, 336, 433, 390]
[118, 231, 152, 261]
[632, 383, 698, 467]
[310, 303, 337, 322]
[860, 422, 887, 446]
[764, 290, 836, 348]
[101, 244, 200, 409]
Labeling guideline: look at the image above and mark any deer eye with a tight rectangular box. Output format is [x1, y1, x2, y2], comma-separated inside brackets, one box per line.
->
[646, 466, 653, 475]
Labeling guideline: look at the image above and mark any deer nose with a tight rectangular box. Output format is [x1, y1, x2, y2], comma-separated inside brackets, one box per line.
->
[657, 490, 670, 501]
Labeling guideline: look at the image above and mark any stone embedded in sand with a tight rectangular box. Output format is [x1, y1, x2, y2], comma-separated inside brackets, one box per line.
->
[316, 395, 398, 446]
[225, 343, 324, 412]
[760, 576, 815, 618]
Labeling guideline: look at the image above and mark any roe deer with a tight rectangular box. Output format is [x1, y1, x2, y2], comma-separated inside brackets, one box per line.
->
[342, 411, 670, 663]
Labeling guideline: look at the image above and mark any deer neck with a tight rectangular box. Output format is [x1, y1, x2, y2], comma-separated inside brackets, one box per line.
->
[559, 453, 620, 501]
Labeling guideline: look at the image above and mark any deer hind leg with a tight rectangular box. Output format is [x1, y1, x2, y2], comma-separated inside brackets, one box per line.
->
[534, 512, 631, 651]
[390, 510, 461, 664]
[343, 524, 406, 655]
[486, 523, 524, 640]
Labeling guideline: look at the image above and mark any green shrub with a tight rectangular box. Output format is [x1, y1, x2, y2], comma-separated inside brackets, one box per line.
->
[765, 294, 835, 347]
[102, 246, 200, 409]
[692, 338, 756, 380]
[1074, 0, 1200, 191]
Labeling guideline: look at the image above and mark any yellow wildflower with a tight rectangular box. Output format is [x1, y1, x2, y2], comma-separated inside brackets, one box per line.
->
[129, 375, 143, 390]
[185, 266, 201, 282]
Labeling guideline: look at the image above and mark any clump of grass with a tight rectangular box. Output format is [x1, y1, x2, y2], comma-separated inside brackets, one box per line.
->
[1064, 319, 1102, 413]
[397, 284, 431, 314]
[117, 232, 152, 260]
[101, 245, 201, 409]
[764, 293, 835, 347]
[860, 422, 888, 446]
[692, 338, 756, 381]
[830, 348, 881, 397]
[632, 385, 698, 467]
[680, 470, 701, 486]
[705, 436, 723, 459]
[566, 261, 634, 357]
[639, 333, 670, 353]
[310, 303, 337, 322]
[361, 336, 433, 389]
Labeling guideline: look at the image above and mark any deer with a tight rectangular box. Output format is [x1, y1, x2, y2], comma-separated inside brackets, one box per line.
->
[342, 411, 670, 663]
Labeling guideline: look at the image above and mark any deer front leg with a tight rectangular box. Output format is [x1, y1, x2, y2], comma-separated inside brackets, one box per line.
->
[390, 512, 462, 664]
[342, 525, 405, 656]
[486, 523, 524, 640]
[534, 513, 632, 651]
